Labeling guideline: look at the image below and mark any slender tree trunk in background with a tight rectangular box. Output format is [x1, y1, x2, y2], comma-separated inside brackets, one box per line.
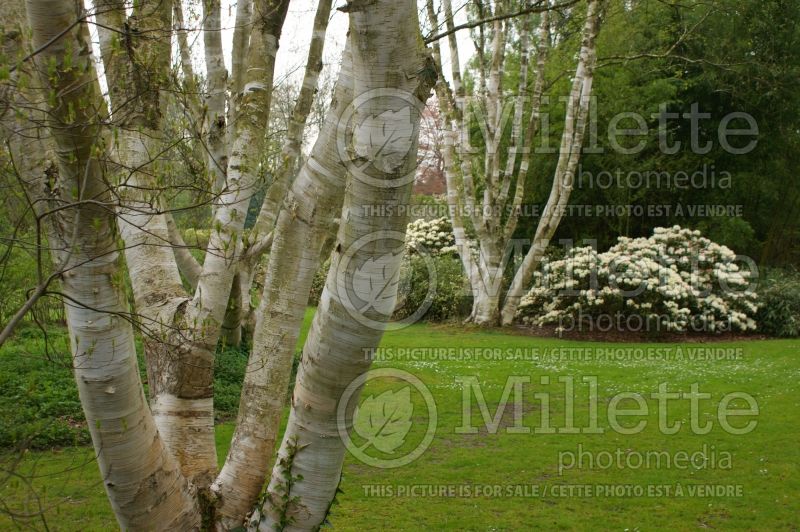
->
[500, 0, 600, 325]
[167, 212, 203, 290]
[256, 1, 436, 528]
[442, 0, 463, 97]
[433, 0, 507, 326]
[23, 0, 200, 527]
[0, 0, 61, 347]
[429, 0, 487, 327]
[173, 0, 205, 127]
[433, 0, 516, 326]
[239, 261, 259, 340]
[0, 0, 52, 217]
[431, 0, 599, 326]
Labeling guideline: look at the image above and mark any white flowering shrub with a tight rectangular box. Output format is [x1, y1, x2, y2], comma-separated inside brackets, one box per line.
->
[516, 226, 759, 333]
[405, 217, 458, 256]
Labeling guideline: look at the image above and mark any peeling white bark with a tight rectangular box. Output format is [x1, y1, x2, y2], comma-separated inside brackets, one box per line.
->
[151, 394, 217, 480]
[255, 1, 435, 528]
[214, 38, 347, 530]
[23, 0, 199, 527]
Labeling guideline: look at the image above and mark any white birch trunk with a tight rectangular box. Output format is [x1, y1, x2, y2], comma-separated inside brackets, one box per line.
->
[203, 0, 229, 196]
[24, 1, 200, 527]
[213, 40, 348, 530]
[500, 0, 600, 325]
[471, 284, 503, 324]
[432, 0, 598, 327]
[255, 2, 435, 528]
[434, 0, 515, 326]
[143, 0, 291, 487]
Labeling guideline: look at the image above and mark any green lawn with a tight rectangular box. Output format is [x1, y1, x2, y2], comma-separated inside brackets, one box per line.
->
[1, 312, 798, 530]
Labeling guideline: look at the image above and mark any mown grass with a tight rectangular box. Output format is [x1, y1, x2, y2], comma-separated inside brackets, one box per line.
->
[1, 310, 798, 530]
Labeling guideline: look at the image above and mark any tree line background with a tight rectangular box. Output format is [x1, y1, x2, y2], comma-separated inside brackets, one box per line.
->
[2, 0, 798, 328]
[513, 0, 799, 266]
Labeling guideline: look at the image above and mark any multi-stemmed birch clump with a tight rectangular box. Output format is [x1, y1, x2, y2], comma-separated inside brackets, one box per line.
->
[424, 0, 603, 326]
[516, 226, 759, 333]
[1, 0, 436, 528]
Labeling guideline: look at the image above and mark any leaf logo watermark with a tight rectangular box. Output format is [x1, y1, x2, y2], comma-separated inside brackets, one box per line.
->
[354, 387, 414, 454]
[337, 88, 428, 189]
[351, 250, 403, 316]
[337, 368, 437, 469]
[353, 107, 415, 174]
[334, 231, 438, 331]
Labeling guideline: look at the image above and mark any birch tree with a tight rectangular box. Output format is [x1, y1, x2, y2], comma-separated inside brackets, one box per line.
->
[256, 0, 436, 527]
[19, 0, 200, 527]
[4, 0, 435, 528]
[86, 0, 299, 488]
[428, 0, 601, 325]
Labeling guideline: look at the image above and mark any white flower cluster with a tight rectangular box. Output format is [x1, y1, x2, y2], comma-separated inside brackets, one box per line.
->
[517, 226, 759, 333]
[405, 217, 458, 256]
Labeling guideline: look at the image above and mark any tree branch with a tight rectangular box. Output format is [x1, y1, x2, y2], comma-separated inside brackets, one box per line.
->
[424, 0, 580, 44]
